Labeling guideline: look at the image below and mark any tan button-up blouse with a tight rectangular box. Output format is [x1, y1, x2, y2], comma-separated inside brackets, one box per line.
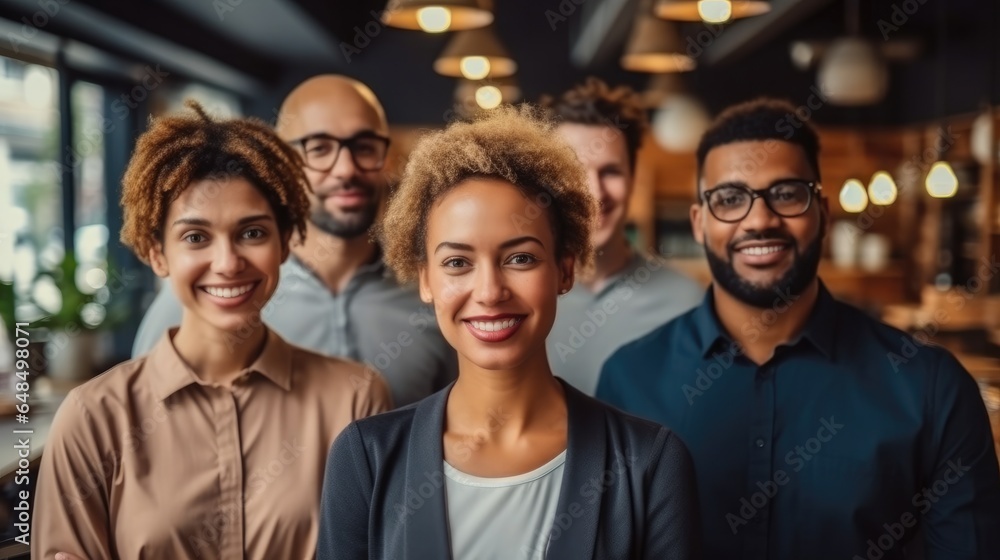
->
[32, 328, 391, 560]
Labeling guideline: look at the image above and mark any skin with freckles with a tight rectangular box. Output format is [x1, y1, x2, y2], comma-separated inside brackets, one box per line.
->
[690, 140, 829, 365]
[418, 178, 575, 478]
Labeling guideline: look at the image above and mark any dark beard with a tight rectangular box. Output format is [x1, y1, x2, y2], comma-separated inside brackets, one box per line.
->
[310, 203, 378, 239]
[704, 219, 824, 309]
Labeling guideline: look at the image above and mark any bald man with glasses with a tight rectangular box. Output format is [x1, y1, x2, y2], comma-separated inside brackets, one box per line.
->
[133, 75, 457, 407]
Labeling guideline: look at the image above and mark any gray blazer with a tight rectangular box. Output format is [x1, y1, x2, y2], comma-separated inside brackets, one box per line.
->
[317, 379, 701, 559]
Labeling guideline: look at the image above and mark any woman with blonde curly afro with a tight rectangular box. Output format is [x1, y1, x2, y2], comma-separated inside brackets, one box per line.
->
[318, 106, 700, 559]
[34, 101, 391, 560]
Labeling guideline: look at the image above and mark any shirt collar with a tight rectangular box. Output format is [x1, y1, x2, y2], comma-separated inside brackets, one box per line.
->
[793, 281, 838, 360]
[693, 280, 838, 360]
[692, 288, 728, 358]
[146, 327, 294, 401]
[287, 246, 391, 284]
[568, 251, 647, 300]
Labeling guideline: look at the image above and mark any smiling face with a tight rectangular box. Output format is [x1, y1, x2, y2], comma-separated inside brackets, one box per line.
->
[690, 140, 827, 308]
[148, 177, 287, 336]
[280, 78, 389, 239]
[556, 123, 633, 251]
[418, 178, 574, 372]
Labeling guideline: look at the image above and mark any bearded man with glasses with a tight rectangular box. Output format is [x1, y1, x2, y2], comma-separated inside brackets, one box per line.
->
[132, 75, 457, 407]
[597, 98, 1000, 559]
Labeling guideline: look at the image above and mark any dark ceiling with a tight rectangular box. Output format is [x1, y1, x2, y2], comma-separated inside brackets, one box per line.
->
[1, 0, 997, 127]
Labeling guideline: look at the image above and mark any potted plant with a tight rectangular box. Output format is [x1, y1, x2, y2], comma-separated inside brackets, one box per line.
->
[28, 252, 127, 381]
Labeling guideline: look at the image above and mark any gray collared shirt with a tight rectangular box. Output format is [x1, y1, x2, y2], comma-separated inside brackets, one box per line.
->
[547, 252, 704, 395]
[132, 255, 457, 406]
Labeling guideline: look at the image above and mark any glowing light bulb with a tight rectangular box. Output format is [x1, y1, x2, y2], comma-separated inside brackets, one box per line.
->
[925, 161, 958, 198]
[460, 56, 491, 80]
[697, 0, 733, 23]
[867, 171, 898, 205]
[475, 85, 502, 109]
[839, 178, 868, 213]
[416, 7, 451, 33]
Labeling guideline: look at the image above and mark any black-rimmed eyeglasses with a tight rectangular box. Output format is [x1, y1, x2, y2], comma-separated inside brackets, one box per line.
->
[291, 132, 390, 173]
[701, 180, 821, 223]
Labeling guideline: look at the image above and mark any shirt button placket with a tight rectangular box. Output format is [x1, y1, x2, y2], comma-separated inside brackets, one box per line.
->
[333, 293, 352, 359]
[744, 365, 776, 559]
[215, 390, 244, 559]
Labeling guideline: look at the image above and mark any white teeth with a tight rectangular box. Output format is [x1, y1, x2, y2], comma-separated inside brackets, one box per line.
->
[471, 318, 519, 332]
[740, 245, 785, 256]
[204, 283, 254, 298]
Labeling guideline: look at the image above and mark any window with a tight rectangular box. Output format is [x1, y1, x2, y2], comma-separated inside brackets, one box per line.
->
[0, 56, 60, 317]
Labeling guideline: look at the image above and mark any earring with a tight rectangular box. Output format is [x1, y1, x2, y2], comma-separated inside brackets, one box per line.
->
[559, 288, 568, 295]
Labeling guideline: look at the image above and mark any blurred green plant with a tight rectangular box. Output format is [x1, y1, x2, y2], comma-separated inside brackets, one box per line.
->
[28, 252, 128, 333]
[0, 279, 14, 342]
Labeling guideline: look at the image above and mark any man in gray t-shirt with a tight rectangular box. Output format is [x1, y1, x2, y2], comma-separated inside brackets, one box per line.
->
[132, 75, 456, 406]
[541, 78, 702, 395]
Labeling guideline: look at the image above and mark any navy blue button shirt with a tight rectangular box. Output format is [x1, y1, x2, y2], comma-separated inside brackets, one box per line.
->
[597, 283, 1000, 559]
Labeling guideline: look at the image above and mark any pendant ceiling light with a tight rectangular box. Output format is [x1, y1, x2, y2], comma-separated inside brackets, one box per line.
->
[971, 111, 999, 165]
[817, 37, 888, 106]
[652, 94, 711, 152]
[926, 161, 958, 199]
[455, 76, 521, 110]
[434, 26, 517, 79]
[839, 178, 869, 213]
[621, 15, 695, 73]
[867, 171, 898, 206]
[382, 0, 493, 32]
[924, 1, 957, 199]
[655, 0, 770, 23]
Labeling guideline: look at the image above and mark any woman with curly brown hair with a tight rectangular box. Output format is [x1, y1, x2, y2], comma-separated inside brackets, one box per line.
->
[317, 107, 700, 559]
[33, 101, 391, 560]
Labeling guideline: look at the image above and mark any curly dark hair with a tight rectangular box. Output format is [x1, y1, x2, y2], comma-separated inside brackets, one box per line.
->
[539, 77, 648, 171]
[120, 100, 311, 262]
[379, 105, 597, 282]
[696, 97, 822, 185]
